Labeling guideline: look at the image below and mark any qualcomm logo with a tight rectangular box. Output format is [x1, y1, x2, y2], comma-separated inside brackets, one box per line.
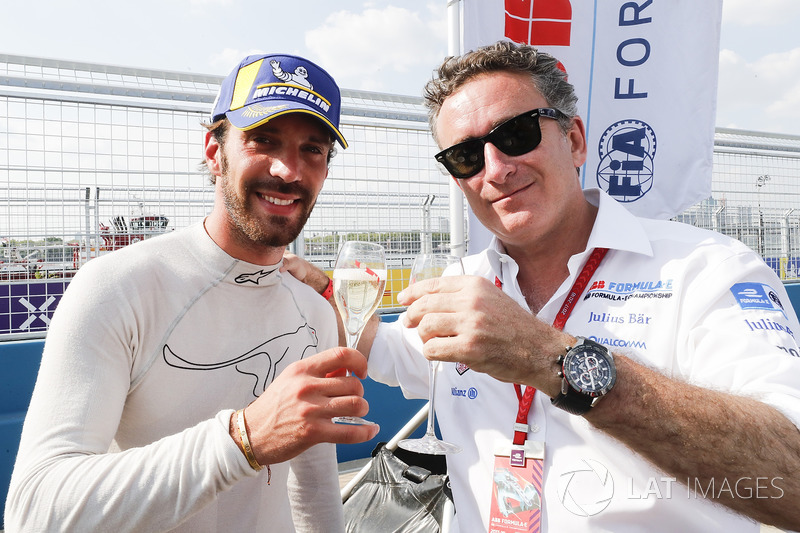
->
[596, 119, 657, 203]
[557, 458, 614, 516]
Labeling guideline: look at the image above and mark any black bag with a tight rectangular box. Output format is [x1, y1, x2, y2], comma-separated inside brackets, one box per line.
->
[343, 443, 453, 532]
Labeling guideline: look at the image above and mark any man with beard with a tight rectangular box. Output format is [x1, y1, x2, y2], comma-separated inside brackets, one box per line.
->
[4, 54, 378, 532]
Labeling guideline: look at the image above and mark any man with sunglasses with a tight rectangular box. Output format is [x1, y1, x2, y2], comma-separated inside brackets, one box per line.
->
[288, 41, 800, 531]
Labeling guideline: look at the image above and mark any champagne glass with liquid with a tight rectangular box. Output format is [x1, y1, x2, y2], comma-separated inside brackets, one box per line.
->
[331, 241, 387, 426]
[398, 253, 463, 455]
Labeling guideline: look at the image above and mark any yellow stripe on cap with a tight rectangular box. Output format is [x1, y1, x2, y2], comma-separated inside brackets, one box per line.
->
[229, 59, 264, 112]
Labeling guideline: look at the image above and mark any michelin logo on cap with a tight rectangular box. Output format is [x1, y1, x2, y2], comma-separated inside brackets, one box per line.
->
[211, 53, 347, 148]
[270, 61, 312, 89]
[248, 61, 330, 114]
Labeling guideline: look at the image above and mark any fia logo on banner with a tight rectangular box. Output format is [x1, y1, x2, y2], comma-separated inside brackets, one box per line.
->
[596, 119, 657, 203]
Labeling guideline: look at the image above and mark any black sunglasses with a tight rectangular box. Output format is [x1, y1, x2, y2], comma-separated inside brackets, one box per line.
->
[434, 107, 563, 179]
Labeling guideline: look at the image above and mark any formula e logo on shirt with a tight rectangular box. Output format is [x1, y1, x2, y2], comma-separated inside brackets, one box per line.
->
[731, 283, 785, 317]
[584, 279, 673, 302]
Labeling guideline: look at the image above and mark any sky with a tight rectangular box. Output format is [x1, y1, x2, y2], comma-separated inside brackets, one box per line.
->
[2, 0, 800, 136]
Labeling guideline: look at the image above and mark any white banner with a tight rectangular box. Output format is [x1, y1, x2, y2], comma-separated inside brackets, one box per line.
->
[459, 0, 722, 253]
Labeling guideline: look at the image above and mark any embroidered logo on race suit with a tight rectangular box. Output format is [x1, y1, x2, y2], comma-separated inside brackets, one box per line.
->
[163, 323, 318, 397]
[235, 268, 277, 285]
[731, 282, 786, 317]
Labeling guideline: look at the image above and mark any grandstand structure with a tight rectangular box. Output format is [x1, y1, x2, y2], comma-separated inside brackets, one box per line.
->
[2, 53, 800, 338]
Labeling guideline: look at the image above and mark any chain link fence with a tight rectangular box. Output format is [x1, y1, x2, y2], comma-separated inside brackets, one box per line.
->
[2, 54, 799, 339]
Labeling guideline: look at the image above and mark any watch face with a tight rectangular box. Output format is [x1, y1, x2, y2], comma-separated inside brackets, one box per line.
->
[564, 347, 617, 397]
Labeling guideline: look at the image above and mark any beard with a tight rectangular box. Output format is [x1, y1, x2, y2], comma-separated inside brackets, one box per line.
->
[218, 155, 317, 249]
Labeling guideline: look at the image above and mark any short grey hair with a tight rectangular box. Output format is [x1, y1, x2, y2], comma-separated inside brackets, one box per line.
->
[423, 40, 578, 145]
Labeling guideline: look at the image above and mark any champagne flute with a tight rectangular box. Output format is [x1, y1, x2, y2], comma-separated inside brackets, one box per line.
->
[398, 253, 463, 455]
[331, 241, 387, 426]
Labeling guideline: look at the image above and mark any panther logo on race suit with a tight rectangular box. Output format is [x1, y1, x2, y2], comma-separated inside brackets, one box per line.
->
[163, 323, 319, 397]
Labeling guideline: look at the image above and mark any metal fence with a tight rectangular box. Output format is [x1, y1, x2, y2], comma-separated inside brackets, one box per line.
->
[676, 130, 800, 279]
[2, 54, 800, 339]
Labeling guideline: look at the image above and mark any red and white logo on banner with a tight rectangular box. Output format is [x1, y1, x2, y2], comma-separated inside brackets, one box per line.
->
[504, 0, 572, 46]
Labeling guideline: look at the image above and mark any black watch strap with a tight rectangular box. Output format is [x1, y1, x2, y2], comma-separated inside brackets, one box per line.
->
[550, 387, 593, 415]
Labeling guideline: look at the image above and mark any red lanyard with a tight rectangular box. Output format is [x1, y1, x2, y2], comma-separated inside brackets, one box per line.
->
[495, 247, 609, 445]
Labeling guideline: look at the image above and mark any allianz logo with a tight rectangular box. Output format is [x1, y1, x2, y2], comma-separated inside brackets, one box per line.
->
[451, 387, 478, 399]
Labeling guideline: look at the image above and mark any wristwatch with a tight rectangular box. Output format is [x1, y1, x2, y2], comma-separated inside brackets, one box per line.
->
[551, 337, 616, 415]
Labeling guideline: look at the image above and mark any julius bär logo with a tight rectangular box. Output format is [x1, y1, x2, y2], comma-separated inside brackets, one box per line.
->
[596, 119, 657, 203]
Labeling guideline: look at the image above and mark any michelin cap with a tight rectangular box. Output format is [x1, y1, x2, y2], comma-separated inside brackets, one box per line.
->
[211, 53, 347, 148]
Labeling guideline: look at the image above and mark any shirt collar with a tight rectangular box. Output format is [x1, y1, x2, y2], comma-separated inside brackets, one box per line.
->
[486, 238, 510, 279]
[584, 188, 653, 256]
[193, 221, 283, 287]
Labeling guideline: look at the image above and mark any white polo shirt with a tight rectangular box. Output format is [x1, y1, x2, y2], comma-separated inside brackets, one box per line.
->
[369, 188, 800, 533]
